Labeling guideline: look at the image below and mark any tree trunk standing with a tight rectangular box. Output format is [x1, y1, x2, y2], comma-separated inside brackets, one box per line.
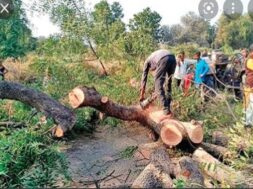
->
[0, 81, 76, 137]
[69, 86, 204, 147]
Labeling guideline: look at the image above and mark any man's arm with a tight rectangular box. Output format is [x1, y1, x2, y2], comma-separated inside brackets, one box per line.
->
[140, 61, 150, 101]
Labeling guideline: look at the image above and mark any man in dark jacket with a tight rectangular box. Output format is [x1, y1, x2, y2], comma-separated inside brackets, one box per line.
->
[140, 49, 176, 115]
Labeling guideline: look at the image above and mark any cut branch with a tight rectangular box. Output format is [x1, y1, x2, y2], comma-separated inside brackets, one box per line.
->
[193, 148, 249, 187]
[200, 142, 231, 160]
[69, 86, 204, 147]
[87, 40, 108, 76]
[0, 81, 76, 137]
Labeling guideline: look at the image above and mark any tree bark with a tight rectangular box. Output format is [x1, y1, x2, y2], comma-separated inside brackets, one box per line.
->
[135, 141, 164, 160]
[193, 148, 248, 187]
[132, 148, 173, 188]
[200, 142, 231, 160]
[171, 156, 204, 188]
[0, 81, 76, 137]
[212, 131, 229, 147]
[69, 86, 204, 147]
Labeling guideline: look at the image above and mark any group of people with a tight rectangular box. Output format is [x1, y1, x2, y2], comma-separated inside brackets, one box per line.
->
[139, 49, 212, 115]
[139, 46, 253, 127]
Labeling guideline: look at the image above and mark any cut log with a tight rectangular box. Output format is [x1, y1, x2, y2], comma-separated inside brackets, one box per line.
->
[193, 148, 248, 187]
[170, 157, 204, 188]
[132, 148, 173, 188]
[69, 86, 204, 147]
[212, 131, 229, 147]
[135, 141, 164, 160]
[0, 81, 76, 137]
[200, 142, 231, 160]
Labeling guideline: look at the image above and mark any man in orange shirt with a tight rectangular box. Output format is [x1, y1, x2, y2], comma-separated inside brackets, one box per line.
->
[244, 44, 253, 127]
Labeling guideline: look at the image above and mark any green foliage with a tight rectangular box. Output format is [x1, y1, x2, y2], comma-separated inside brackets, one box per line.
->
[215, 15, 253, 50]
[161, 12, 211, 47]
[173, 179, 186, 188]
[120, 146, 138, 159]
[0, 129, 69, 188]
[74, 108, 97, 133]
[226, 123, 253, 169]
[180, 12, 210, 47]
[169, 43, 201, 58]
[90, 0, 126, 60]
[0, 0, 35, 59]
[37, 35, 87, 57]
[129, 7, 161, 40]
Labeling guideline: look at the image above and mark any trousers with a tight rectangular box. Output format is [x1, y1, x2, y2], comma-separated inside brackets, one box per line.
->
[154, 55, 176, 112]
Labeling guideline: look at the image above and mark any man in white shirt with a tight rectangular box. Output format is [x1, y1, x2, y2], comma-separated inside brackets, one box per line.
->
[174, 51, 188, 88]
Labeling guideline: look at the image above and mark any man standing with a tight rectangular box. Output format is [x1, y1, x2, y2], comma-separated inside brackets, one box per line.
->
[193, 51, 210, 101]
[244, 45, 253, 127]
[140, 49, 176, 115]
[174, 51, 188, 88]
[193, 51, 210, 87]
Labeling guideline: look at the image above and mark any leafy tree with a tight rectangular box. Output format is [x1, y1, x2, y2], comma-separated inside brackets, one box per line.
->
[120, 8, 161, 58]
[111, 2, 124, 21]
[179, 12, 210, 47]
[0, 0, 35, 59]
[90, 0, 126, 59]
[129, 7, 162, 40]
[215, 15, 253, 50]
[159, 25, 171, 44]
[207, 25, 217, 48]
[33, 0, 125, 61]
[168, 24, 184, 45]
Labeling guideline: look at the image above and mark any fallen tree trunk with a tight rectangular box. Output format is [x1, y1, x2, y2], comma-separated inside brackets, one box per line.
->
[212, 131, 229, 147]
[193, 148, 248, 187]
[200, 142, 231, 160]
[132, 148, 173, 188]
[0, 81, 76, 137]
[69, 86, 203, 147]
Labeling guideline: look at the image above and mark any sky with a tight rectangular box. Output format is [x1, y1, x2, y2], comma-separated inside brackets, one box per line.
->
[23, 0, 251, 37]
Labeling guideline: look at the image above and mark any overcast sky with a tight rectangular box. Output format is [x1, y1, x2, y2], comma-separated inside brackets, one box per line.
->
[24, 0, 251, 37]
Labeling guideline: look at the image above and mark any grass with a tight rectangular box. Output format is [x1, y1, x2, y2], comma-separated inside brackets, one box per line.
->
[120, 146, 138, 159]
[0, 127, 70, 188]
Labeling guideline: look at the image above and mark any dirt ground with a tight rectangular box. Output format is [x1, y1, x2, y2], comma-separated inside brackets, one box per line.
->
[63, 123, 153, 188]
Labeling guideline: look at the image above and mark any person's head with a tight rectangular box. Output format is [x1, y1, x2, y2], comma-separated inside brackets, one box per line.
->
[193, 51, 201, 60]
[249, 44, 253, 59]
[202, 49, 208, 57]
[178, 51, 185, 61]
[241, 48, 249, 58]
